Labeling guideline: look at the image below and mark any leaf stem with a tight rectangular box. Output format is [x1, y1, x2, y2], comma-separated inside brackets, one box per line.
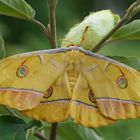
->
[34, 132, 48, 140]
[47, 0, 58, 140]
[47, 0, 58, 49]
[49, 123, 58, 140]
[91, 0, 140, 53]
[0, 36, 6, 59]
[31, 19, 51, 40]
[3, 106, 18, 117]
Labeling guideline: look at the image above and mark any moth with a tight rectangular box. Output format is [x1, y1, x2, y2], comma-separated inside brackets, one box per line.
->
[0, 46, 140, 128]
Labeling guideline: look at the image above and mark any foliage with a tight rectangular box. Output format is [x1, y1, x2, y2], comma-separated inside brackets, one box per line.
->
[0, 115, 42, 140]
[107, 56, 140, 71]
[112, 20, 140, 40]
[0, 0, 35, 20]
[0, 0, 140, 140]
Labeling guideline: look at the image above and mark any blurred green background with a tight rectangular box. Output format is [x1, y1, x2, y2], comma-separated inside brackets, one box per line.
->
[0, 0, 140, 57]
[0, 0, 140, 140]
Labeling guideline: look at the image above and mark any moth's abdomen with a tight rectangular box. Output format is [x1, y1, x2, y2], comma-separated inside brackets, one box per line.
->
[67, 51, 81, 93]
[68, 73, 79, 92]
[67, 68, 79, 93]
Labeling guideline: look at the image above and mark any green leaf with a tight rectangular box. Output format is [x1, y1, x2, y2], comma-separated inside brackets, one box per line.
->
[44, 120, 104, 140]
[99, 119, 140, 140]
[99, 40, 140, 58]
[108, 56, 140, 71]
[112, 20, 140, 40]
[0, 105, 13, 116]
[0, 115, 42, 140]
[0, 115, 27, 140]
[58, 121, 104, 140]
[0, 0, 35, 20]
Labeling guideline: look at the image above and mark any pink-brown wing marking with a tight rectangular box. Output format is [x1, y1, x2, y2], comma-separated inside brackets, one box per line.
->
[0, 88, 43, 110]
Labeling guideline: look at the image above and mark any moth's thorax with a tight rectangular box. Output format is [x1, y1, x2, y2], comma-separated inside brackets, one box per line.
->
[66, 50, 82, 93]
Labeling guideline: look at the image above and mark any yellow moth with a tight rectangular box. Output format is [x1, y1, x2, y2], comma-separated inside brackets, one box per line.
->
[0, 46, 140, 128]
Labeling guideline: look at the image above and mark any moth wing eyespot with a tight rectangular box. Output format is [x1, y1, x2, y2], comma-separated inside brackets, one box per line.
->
[16, 65, 28, 78]
[43, 86, 53, 98]
[89, 90, 96, 104]
[116, 76, 128, 89]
